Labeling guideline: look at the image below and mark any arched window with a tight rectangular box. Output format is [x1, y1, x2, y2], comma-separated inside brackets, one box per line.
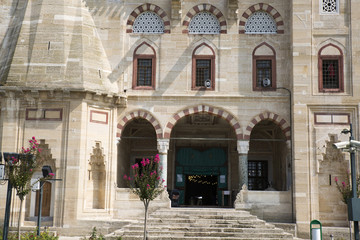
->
[318, 44, 343, 92]
[192, 43, 215, 90]
[245, 11, 277, 34]
[132, 11, 164, 34]
[188, 12, 220, 34]
[252, 43, 276, 91]
[132, 42, 156, 90]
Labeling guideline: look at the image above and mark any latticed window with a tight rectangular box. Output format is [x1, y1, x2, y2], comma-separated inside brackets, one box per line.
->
[137, 59, 152, 86]
[248, 161, 268, 190]
[189, 12, 220, 34]
[196, 60, 211, 87]
[245, 11, 277, 34]
[321, 0, 338, 14]
[322, 59, 339, 89]
[133, 11, 164, 34]
[256, 60, 272, 88]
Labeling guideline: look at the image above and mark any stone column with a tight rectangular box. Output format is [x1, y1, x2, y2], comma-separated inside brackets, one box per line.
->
[237, 140, 250, 189]
[157, 139, 170, 186]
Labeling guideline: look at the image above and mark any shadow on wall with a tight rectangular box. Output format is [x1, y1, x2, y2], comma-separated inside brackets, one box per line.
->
[0, 0, 30, 84]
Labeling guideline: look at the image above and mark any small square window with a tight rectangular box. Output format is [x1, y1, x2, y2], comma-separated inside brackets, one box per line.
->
[320, 0, 339, 14]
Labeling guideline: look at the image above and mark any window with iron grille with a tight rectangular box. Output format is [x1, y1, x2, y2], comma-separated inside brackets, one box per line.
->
[248, 161, 268, 190]
[192, 43, 215, 90]
[196, 59, 211, 87]
[137, 59, 152, 86]
[318, 44, 343, 93]
[133, 42, 156, 90]
[322, 59, 339, 89]
[256, 60, 272, 88]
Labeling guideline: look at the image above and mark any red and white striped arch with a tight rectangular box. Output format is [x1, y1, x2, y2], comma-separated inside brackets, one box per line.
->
[126, 3, 170, 33]
[182, 4, 227, 34]
[244, 112, 290, 140]
[163, 105, 242, 139]
[117, 110, 163, 139]
[239, 3, 284, 34]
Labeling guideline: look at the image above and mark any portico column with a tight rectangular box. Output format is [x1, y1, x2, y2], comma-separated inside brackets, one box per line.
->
[157, 139, 170, 186]
[237, 140, 250, 189]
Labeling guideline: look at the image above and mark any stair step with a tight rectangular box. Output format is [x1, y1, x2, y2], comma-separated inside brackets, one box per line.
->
[109, 208, 296, 240]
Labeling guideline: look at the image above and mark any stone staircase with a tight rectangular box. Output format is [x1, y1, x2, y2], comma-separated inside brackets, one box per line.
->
[109, 208, 299, 240]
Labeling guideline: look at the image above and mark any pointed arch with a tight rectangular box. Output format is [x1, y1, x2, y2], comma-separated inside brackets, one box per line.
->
[182, 4, 227, 34]
[126, 4, 170, 33]
[132, 42, 157, 89]
[164, 105, 242, 139]
[244, 112, 290, 140]
[192, 43, 216, 90]
[117, 110, 163, 139]
[239, 3, 284, 34]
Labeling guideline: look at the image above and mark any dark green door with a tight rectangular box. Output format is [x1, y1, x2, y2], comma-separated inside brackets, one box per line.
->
[175, 148, 227, 206]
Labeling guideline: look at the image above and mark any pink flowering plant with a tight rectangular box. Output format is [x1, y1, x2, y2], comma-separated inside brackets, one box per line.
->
[334, 170, 360, 204]
[4, 137, 54, 240]
[123, 154, 165, 240]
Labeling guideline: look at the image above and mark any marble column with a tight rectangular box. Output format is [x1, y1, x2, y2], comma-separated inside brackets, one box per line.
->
[237, 140, 250, 189]
[157, 139, 170, 186]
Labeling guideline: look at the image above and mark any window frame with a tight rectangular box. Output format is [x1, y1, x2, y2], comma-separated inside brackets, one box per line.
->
[318, 44, 343, 93]
[252, 43, 276, 91]
[132, 43, 156, 90]
[191, 43, 215, 91]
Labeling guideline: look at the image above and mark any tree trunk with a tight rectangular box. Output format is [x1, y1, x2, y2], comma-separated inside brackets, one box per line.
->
[17, 198, 23, 240]
[143, 200, 150, 240]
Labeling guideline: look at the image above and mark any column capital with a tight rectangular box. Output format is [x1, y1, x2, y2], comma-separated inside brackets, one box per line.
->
[157, 139, 170, 154]
[237, 140, 249, 154]
[286, 140, 291, 149]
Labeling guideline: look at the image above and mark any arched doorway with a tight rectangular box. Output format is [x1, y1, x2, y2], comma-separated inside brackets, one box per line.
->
[248, 120, 289, 191]
[168, 112, 238, 207]
[118, 117, 158, 187]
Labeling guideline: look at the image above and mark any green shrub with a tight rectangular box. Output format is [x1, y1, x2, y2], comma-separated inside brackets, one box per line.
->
[82, 227, 104, 240]
[0, 229, 58, 240]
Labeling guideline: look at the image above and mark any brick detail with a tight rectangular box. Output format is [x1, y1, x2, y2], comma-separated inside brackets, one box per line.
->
[239, 3, 284, 34]
[127, 4, 170, 34]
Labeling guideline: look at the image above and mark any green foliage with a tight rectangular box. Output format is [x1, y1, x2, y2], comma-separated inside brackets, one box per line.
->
[123, 154, 165, 201]
[4, 137, 49, 200]
[82, 227, 104, 240]
[334, 171, 360, 204]
[0, 229, 58, 240]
